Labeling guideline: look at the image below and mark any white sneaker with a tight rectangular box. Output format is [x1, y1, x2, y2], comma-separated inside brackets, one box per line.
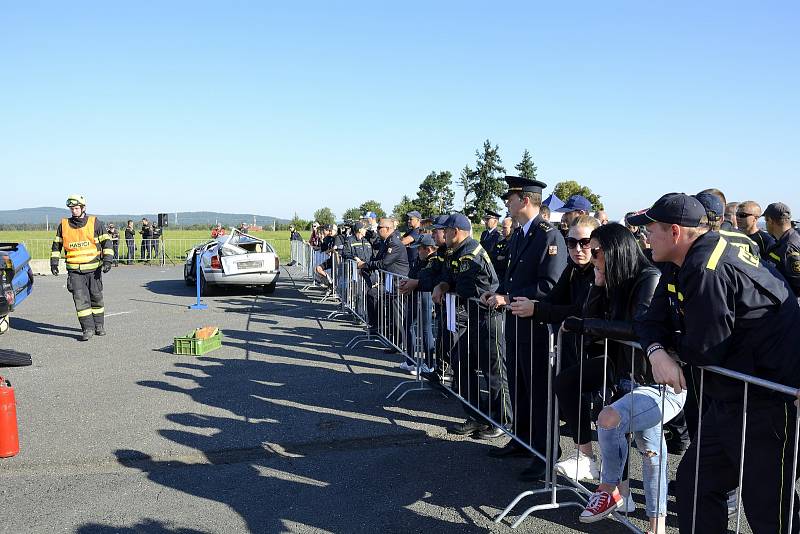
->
[418, 363, 433, 374]
[555, 450, 600, 481]
[727, 489, 739, 517]
[398, 361, 416, 373]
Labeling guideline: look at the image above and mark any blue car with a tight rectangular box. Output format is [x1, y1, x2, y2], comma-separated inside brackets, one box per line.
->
[0, 243, 34, 335]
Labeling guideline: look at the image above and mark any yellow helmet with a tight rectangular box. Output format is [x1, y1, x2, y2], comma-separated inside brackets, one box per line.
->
[66, 194, 86, 208]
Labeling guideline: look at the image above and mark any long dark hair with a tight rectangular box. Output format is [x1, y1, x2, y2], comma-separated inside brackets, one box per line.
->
[590, 223, 652, 299]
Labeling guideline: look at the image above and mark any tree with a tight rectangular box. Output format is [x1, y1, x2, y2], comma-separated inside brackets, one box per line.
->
[392, 195, 419, 221]
[514, 149, 538, 180]
[290, 212, 309, 230]
[465, 140, 506, 223]
[313, 207, 335, 226]
[458, 165, 474, 212]
[357, 200, 386, 219]
[552, 180, 604, 210]
[415, 170, 454, 216]
[342, 207, 363, 222]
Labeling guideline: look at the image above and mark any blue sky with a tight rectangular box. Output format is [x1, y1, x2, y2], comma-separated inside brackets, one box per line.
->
[2, 1, 797, 222]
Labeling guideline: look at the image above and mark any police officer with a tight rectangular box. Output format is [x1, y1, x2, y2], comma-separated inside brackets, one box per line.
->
[124, 220, 135, 265]
[632, 193, 800, 534]
[107, 223, 120, 266]
[399, 233, 438, 372]
[140, 218, 152, 263]
[50, 194, 113, 341]
[480, 210, 502, 253]
[362, 212, 380, 249]
[554, 195, 592, 237]
[400, 210, 423, 265]
[358, 217, 409, 337]
[480, 176, 567, 481]
[764, 202, 800, 298]
[489, 216, 513, 282]
[432, 213, 511, 439]
[694, 191, 760, 257]
[736, 201, 775, 254]
[151, 224, 162, 260]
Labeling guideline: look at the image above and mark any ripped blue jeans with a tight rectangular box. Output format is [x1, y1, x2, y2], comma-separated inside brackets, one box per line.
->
[598, 381, 686, 517]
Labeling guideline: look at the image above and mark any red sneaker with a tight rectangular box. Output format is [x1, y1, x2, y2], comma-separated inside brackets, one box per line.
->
[579, 489, 623, 523]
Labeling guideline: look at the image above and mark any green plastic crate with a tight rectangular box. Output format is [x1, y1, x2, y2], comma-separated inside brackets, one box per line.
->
[173, 329, 223, 355]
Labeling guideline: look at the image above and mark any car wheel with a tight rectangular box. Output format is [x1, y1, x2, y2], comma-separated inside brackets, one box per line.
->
[0, 315, 8, 335]
[263, 282, 276, 295]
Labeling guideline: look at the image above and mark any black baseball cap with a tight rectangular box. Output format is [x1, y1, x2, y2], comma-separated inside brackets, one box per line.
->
[501, 176, 547, 200]
[626, 193, 707, 228]
[764, 202, 791, 220]
[410, 234, 436, 248]
[484, 210, 501, 219]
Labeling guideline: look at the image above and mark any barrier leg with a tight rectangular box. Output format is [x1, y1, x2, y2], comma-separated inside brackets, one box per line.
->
[189, 254, 208, 310]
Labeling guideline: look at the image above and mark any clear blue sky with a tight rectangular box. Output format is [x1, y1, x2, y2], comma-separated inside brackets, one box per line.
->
[2, 1, 798, 222]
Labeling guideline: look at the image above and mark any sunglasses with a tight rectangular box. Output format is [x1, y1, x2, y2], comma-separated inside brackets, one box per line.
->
[591, 247, 603, 259]
[566, 237, 592, 250]
[377, 226, 390, 230]
[736, 212, 757, 218]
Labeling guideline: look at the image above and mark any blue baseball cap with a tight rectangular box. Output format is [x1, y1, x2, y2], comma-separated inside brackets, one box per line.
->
[430, 215, 449, 229]
[445, 213, 472, 231]
[693, 192, 724, 222]
[362, 211, 377, 219]
[411, 234, 436, 248]
[406, 210, 422, 219]
[555, 195, 592, 213]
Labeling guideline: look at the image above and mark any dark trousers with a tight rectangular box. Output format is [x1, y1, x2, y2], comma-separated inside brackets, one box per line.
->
[151, 238, 159, 259]
[111, 240, 119, 264]
[126, 239, 135, 264]
[676, 398, 800, 534]
[555, 356, 613, 446]
[366, 285, 404, 348]
[141, 239, 150, 261]
[506, 317, 551, 453]
[434, 303, 453, 374]
[67, 268, 104, 333]
[405, 293, 435, 367]
[449, 303, 511, 426]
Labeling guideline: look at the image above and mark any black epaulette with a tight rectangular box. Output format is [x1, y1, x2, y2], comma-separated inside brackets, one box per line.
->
[539, 221, 554, 232]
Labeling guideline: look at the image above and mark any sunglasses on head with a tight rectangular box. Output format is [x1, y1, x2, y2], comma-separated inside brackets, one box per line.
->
[591, 247, 603, 259]
[566, 237, 592, 250]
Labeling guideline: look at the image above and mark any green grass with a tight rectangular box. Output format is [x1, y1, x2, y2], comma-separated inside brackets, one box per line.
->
[0, 230, 310, 261]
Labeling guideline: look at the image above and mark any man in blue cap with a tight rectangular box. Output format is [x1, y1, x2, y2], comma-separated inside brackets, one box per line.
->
[633, 193, 800, 534]
[480, 176, 567, 479]
[401, 210, 424, 265]
[555, 195, 593, 238]
[432, 213, 511, 439]
[480, 210, 502, 253]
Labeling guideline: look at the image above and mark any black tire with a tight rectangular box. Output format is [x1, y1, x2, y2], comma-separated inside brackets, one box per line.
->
[263, 282, 276, 295]
[0, 315, 8, 336]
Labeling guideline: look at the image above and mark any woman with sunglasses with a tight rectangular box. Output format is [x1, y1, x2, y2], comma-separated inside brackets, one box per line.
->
[574, 224, 685, 534]
[507, 215, 600, 478]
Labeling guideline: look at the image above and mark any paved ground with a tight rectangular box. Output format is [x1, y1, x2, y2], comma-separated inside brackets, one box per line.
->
[0, 265, 711, 533]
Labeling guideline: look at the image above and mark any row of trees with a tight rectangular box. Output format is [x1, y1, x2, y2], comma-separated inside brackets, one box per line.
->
[305, 141, 603, 228]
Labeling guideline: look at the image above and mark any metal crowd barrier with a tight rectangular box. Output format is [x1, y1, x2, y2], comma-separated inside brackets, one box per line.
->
[317, 264, 800, 533]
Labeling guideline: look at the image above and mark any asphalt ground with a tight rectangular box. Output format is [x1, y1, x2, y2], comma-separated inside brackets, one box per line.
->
[0, 264, 751, 533]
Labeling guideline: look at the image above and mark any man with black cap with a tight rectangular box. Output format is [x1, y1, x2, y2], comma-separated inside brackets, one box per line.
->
[480, 176, 567, 479]
[694, 191, 760, 257]
[401, 210, 423, 265]
[432, 213, 511, 439]
[489, 216, 514, 283]
[480, 210, 502, 253]
[398, 233, 438, 373]
[764, 202, 800, 298]
[632, 193, 800, 534]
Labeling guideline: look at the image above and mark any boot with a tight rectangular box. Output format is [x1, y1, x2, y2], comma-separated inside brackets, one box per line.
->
[81, 330, 94, 341]
[95, 324, 106, 336]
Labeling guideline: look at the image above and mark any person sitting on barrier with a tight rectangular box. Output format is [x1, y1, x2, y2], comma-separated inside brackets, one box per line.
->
[633, 193, 800, 534]
[507, 215, 600, 479]
[432, 213, 511, 439]
[397, 233, 438, 375]
[566, 223, 684, 532]
[399, 215, 451, 382]
[358, 218, 409, 338]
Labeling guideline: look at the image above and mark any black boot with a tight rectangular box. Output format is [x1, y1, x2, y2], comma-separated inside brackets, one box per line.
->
[81, 330, 94, 341]
[95, 324, 106, 336]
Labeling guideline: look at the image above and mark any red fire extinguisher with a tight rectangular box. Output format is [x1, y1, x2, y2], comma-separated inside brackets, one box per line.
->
[0, 376, 19, 458]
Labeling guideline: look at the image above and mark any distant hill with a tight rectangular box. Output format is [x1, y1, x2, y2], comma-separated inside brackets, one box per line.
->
[0, 207, 289, 227]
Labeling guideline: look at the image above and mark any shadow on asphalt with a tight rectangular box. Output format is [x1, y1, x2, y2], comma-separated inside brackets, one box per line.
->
[76, 519, 205, 534]
[9, 317, 82, 340]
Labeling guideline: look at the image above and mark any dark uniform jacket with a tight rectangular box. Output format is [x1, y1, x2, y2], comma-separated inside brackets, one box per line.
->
[366, 233, 409, 277]
[747, 229, 775, 258]
[489, 237, 511, 283]
[765, 229, 800, 298]
[441, 237, 498, 299]
[637, 231, 800, 400]
[418, 245, 448, 292]
[140, 224, 152, 240]
[125, 227, 135, 240]
[480, 228, 501, 255]
[402, 227, 421, 265]
[497, 214, 567, 300]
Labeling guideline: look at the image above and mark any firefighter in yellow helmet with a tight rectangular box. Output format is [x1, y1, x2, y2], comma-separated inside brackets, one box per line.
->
[50, 194, 114, 341]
